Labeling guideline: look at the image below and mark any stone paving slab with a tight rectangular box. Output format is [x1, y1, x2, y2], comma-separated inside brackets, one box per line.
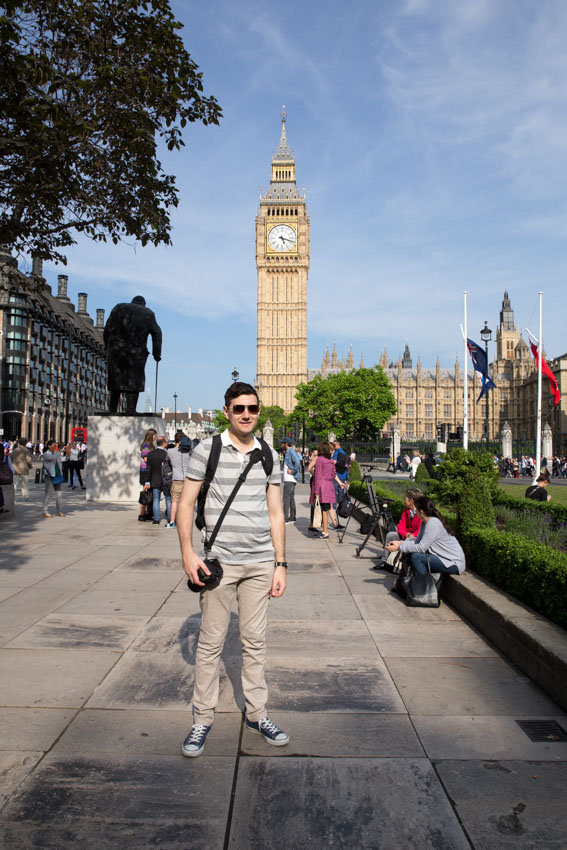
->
[264, 592, 362, 621]
[266, 620, 377, 658]
[0, 753, 235, 850]
[354, 592, 462, 622]
[240, 712, 424, 758]
[5, 614, 149, 651]
[116, 556, 182, 572]
[0, 648, 119, 707]
[89, 570, 182, 593]
[54, 588, 170, 617]
[86, 650, 241, 712]
[413, 715, 567, 760]
[265, 656, 406, 713]
[384, 656, 563, 716]
[229, 757, 471, 850]
[0, 752, 43, 812]
[53, 709, 240, 757]
[0, 587, 84, 645]
[367, 620, 499, 657]
[436, 760, 567, 849]
[0, 708, 76, 751]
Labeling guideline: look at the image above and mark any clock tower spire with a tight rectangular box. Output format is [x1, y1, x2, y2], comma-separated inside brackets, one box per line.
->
[256, 109, 309, 413]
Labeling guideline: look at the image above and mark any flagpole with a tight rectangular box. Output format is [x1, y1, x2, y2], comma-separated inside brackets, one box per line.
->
[535, 291, 543, 482]
[463, 292, 468, 450]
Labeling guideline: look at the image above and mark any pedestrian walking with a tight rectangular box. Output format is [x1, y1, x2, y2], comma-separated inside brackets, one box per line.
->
[11, 439, 32, 501]
[280, 436, 300, 523]
[42, 440, 65, 517]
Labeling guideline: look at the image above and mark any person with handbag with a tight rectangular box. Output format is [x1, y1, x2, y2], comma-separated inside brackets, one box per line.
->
[176, 382, 288, 758]
[386, 496, 465, 577]
[308, 442, 347, 539]
[42, 440, 65, 518]
[68, 442, 85, 490]
[376, 487, 423, 572]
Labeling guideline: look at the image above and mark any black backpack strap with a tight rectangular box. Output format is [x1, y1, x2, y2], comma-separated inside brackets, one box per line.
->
[204, 448, 264, 553]
[195, 435, 222, 530]
[258, 437, 274, 477]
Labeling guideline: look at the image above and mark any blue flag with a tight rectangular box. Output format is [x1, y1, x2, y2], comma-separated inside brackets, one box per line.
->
[467, 338, 496, 401]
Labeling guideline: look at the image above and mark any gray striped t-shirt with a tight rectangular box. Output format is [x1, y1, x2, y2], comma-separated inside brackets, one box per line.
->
[186, 430, 281, 565]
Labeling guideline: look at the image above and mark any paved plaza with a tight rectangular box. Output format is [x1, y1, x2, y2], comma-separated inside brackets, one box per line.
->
[0, 480, 566, 849]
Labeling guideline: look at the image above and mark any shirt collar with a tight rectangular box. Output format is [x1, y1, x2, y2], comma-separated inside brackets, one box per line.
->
[220, 428, 261, 453]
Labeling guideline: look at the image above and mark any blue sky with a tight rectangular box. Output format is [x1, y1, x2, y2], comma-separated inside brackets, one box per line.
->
[34, 0, 567, 412]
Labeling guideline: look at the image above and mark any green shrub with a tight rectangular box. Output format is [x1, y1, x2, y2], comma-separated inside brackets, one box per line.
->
[415, 461, 431, 483]
[349, 460, 361, 483]
[456, 472, 495, 535]
[347, 480, 405, 523]
[493, 505, 567, 552]
[432, 448, 499, 504]
[461, 526, 567, 629]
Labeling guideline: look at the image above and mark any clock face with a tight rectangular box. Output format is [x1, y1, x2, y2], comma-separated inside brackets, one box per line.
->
[268, 224, 296, 252]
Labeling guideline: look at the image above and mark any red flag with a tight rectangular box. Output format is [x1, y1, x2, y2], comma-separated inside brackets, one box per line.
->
[530, 342, 561, 406]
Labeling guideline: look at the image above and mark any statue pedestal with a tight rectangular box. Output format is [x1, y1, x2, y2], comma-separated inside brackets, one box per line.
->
[86, 414, 166, 503]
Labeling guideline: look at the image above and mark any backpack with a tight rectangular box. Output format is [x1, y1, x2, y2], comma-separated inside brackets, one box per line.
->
[335, 448, 347, 475]
[161, 454, 173, 489]
[196, 434, 274, 530]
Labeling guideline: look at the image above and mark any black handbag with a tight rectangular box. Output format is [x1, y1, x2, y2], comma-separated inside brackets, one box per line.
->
[138, 489, 153, 505]
[393, 555, 440, 608]
[337, 491, 352, 518]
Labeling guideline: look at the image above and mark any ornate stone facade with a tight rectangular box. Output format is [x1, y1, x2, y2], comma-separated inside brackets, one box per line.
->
[256, 109, 309, 413]
[313, 292, 567, 451]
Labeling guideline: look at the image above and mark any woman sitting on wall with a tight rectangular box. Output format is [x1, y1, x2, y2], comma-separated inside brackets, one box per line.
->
[385, 495, 466, 576]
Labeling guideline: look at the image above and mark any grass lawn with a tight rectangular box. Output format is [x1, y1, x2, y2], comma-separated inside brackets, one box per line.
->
[499, 481, 567, 506]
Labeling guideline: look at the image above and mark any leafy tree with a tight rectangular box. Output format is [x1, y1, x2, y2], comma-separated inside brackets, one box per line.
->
[293, 366, 396, 441]
[0, 0, 221, 263]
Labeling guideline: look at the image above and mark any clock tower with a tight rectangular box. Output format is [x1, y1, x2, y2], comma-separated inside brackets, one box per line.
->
[256, 108, 309, 414]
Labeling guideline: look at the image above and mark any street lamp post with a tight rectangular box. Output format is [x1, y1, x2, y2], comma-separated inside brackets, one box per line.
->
[173, 392, 178, 434]
[43, 396, 51, 445]
[231, 366, 239, 383]
[480, 321, 492, 449]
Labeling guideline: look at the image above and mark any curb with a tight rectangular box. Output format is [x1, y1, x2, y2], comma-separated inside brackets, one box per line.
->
[441, 572, 567, 713]
[351, 502, 567, 712]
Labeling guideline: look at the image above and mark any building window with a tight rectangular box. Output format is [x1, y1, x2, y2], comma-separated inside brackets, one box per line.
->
[405, 390, 414, 399]
[443, 404, 452, 418]
[406, 405, 414, 418]
[424, 423, 434, 437]
[424, 390, 433, 399]
[444, 389, 452, 398]
[424, 404, 433, 418]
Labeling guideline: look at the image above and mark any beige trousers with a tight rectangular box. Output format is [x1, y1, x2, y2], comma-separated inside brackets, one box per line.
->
[192, 560, 274, 726]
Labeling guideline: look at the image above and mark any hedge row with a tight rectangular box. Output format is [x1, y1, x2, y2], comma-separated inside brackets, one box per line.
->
[460, 525, 567, 629]
[494, 487, 567, 525]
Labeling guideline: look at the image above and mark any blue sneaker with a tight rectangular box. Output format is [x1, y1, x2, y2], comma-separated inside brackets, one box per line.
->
[244, 715, 289, 746]
[181, 723, 211, 758]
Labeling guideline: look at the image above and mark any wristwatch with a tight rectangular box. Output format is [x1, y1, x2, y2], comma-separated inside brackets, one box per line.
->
[275, 561, 288, 569]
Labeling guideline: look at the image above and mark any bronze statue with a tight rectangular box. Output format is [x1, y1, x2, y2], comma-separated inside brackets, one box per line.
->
[103, 296, 162, 415]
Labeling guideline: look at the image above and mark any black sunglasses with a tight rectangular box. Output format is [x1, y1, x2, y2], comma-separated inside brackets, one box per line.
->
[230, 404, 260, 415]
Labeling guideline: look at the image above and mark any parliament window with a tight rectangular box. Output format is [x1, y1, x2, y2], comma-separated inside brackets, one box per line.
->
[424, 404, 433, 418]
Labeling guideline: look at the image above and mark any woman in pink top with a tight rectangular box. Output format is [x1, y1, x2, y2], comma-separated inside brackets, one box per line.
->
[308, 442, 347, 538]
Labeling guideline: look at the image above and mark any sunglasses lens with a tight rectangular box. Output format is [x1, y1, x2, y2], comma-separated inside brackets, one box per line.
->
[231, 405, 259, 414]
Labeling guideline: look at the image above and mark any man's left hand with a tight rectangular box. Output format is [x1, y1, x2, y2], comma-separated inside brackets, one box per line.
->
[270, 566, 287, 598]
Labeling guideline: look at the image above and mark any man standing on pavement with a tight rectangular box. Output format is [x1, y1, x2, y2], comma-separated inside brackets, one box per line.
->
[145, 436, 171, 525]
[11, 438, 32, 501]
[177, 381, 289, 757]
[167, 431, 192, 529]
[280, 436, 300, 524]
[332, 439, 348, 524]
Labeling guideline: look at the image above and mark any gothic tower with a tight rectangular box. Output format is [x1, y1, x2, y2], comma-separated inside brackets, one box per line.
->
[256, 108, 309, 413]
[496, 290, 519, 361]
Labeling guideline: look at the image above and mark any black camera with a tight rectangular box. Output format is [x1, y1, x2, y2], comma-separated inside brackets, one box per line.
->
[187, 558, 223, 593]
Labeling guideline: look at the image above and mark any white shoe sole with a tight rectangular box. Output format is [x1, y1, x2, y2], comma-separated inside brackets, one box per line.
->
[245, 722, 289, 747]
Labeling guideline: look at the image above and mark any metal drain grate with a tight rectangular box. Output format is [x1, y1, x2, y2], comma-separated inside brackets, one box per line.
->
[516, 720, 567, 742]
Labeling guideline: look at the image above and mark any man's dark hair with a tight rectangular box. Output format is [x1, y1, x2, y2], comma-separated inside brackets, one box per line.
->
[174, 430, 185, 443]
[224, 382, 259, 408]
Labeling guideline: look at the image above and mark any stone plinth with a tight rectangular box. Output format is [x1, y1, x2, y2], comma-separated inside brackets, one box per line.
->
[86, 415, 166, 503]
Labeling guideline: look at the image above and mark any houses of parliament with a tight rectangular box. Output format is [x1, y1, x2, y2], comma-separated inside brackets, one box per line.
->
[255, 115, 566, 450]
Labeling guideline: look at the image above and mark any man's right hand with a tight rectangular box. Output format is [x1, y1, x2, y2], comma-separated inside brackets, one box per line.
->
[183, 551, 211, 587]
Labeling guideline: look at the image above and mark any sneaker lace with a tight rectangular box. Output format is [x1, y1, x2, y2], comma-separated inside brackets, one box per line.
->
[260, 718, 280, 735]
[188, 724, 208, 742]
